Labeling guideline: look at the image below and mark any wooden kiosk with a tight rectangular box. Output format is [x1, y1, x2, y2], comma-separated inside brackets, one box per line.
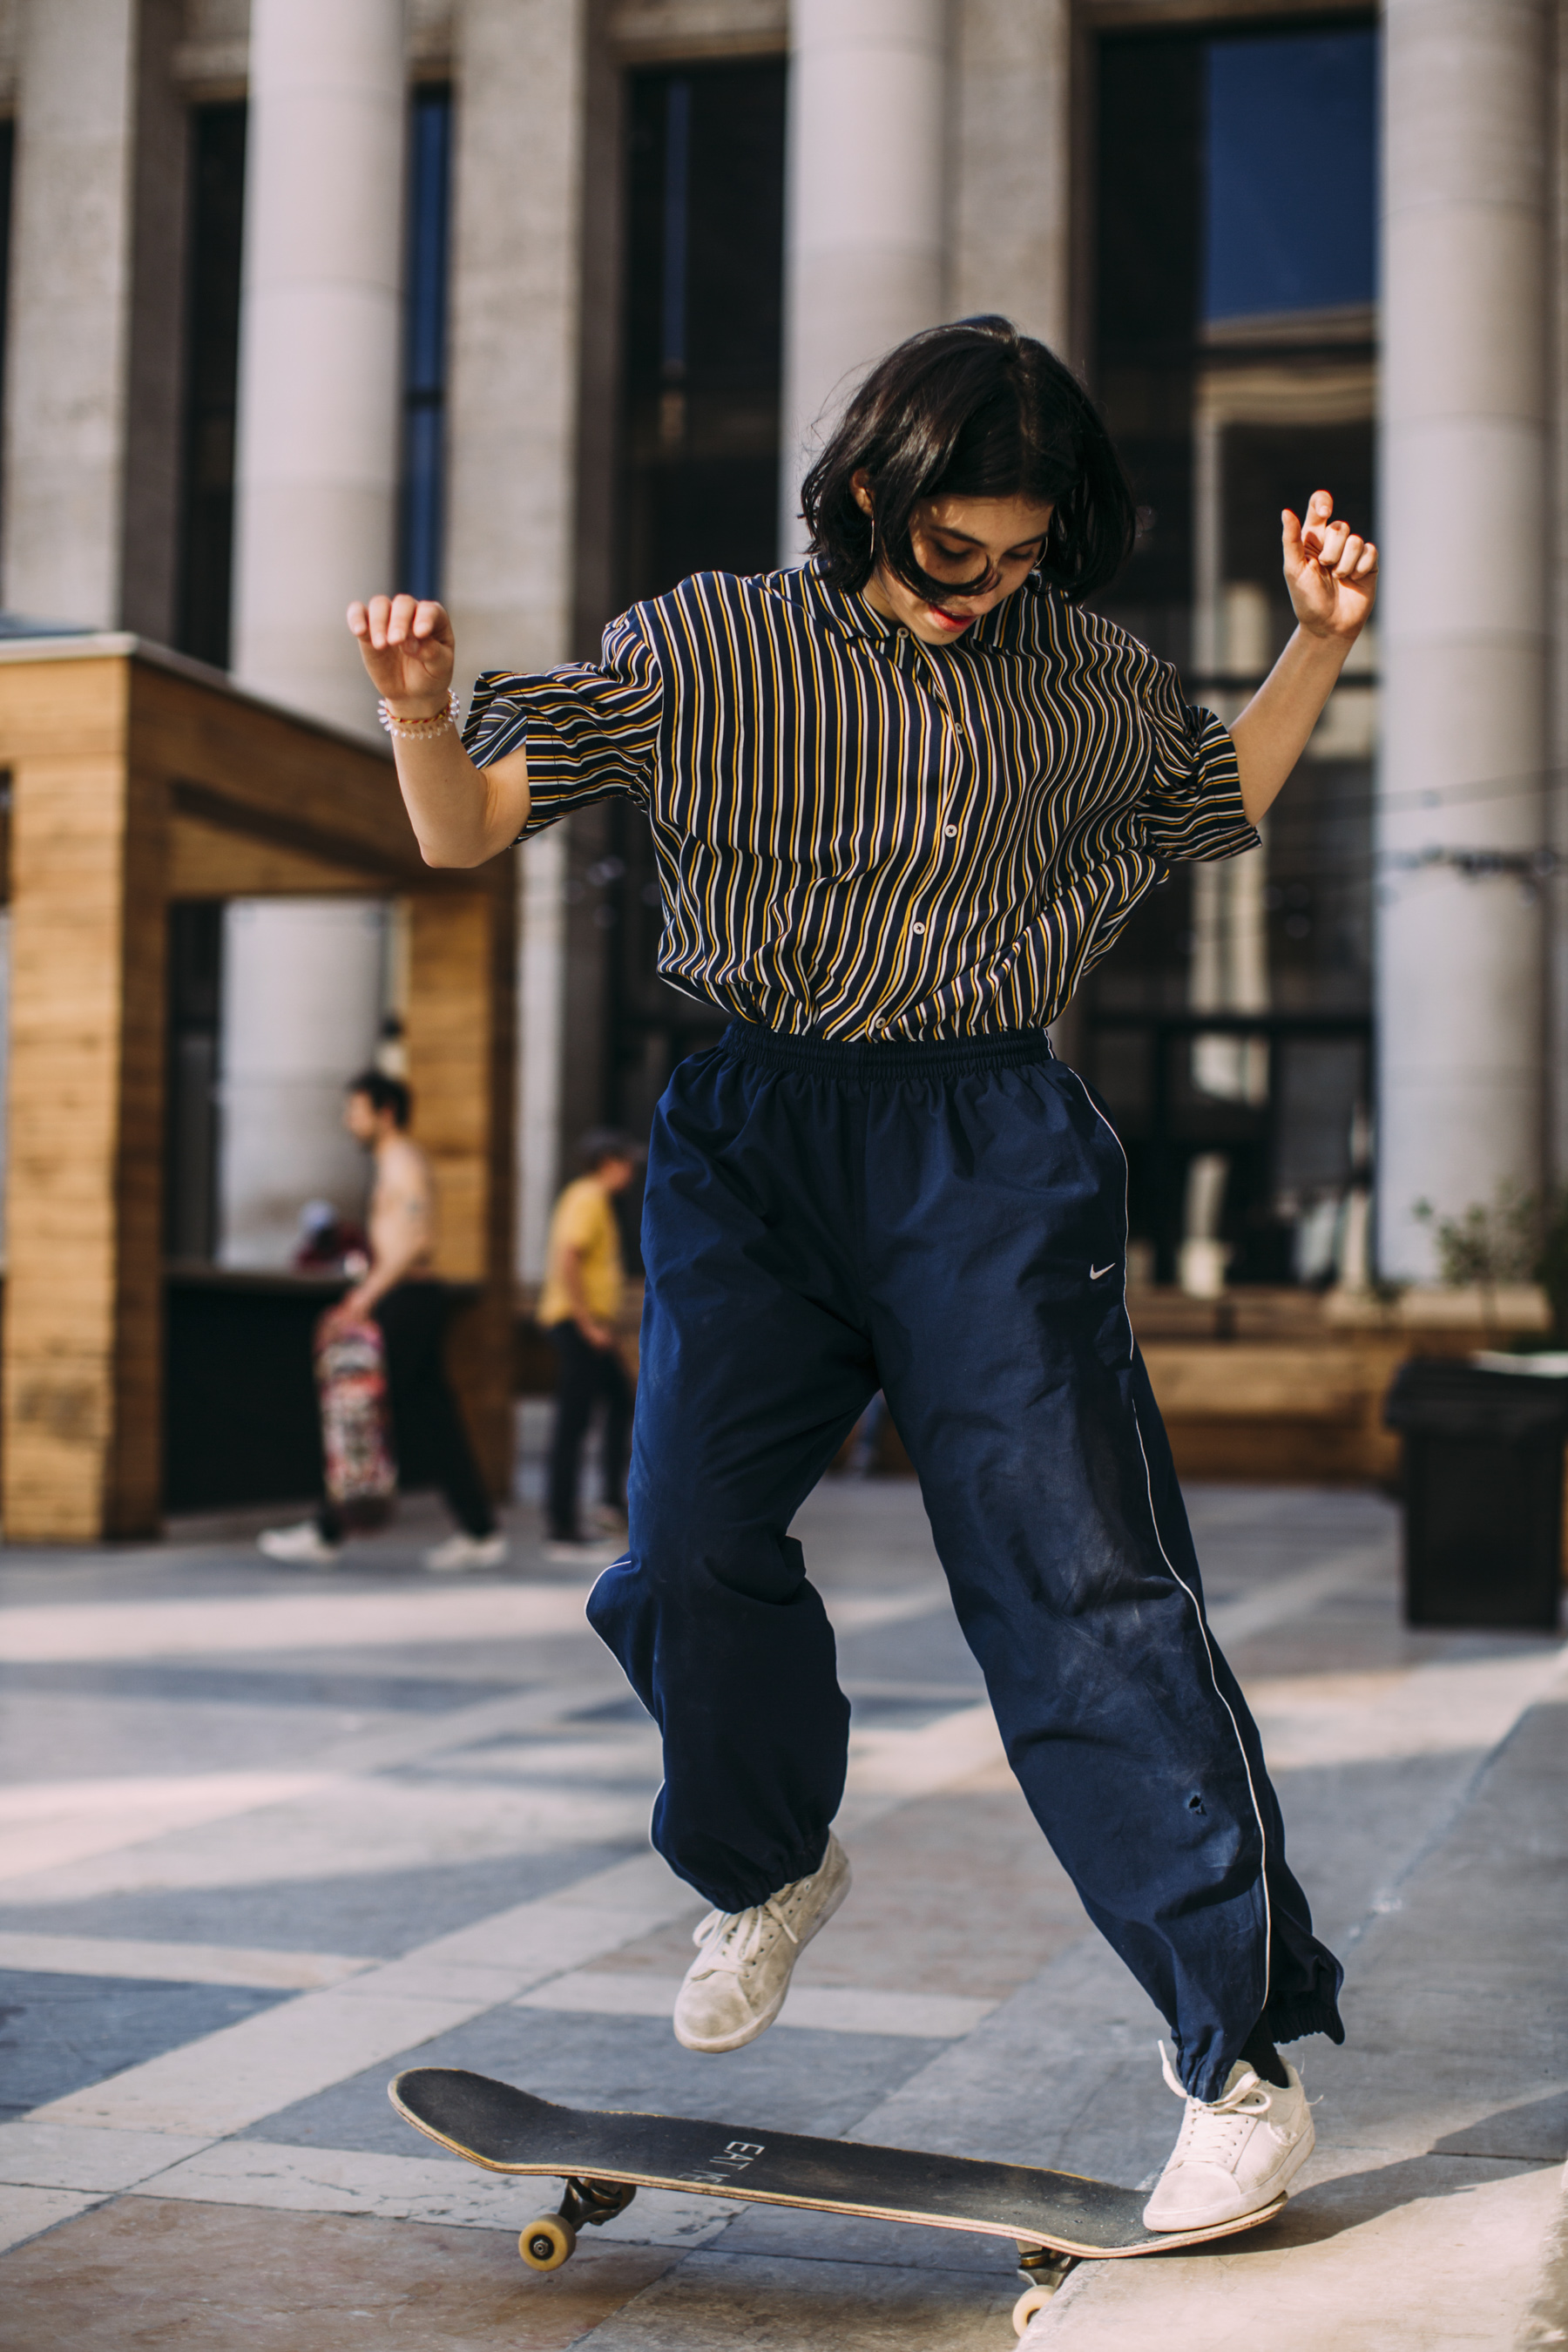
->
[0, 634, 515, 1543]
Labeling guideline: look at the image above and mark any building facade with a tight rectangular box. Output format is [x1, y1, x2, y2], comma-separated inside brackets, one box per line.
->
[0, 0, 1561, 1287]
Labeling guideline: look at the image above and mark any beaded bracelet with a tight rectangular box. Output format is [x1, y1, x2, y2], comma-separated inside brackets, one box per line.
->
[378, 688, 459, 740]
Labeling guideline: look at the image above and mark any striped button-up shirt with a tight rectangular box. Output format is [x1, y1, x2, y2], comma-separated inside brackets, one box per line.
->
[465, 563, 1256, 1042]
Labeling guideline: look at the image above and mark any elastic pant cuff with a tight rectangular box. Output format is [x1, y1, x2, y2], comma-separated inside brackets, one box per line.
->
[671, 1839, 830, 1914]
[1266, 1990, 1346, 2047]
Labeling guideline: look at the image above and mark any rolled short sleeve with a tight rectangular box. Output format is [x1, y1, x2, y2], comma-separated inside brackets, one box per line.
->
[553, 1186, 607, 1254]
[462, 607, 663, 841]
[1137, 657, 1260, 863]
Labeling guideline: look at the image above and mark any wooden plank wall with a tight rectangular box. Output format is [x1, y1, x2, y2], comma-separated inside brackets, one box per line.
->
[405, 884, 517, 1496]
[2, 657, 166, 1538]
[0, 647, 517, 1540]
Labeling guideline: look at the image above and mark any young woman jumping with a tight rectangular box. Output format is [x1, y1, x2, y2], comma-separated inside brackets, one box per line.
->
[349, 316, 1376, 2233]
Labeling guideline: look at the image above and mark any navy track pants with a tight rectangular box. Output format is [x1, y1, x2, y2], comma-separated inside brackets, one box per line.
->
[586, 1023, 1344, 2099]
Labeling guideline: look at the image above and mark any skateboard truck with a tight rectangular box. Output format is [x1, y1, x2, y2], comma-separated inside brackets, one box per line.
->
[1012, 2242, 1078, 2335]
[519, 2175, 638, 2272]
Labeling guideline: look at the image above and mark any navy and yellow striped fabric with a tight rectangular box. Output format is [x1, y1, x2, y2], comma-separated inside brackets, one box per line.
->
[465, 562, 1256, 1042]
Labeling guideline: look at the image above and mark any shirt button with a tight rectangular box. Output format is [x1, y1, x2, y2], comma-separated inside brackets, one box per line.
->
[945, 825, 957, 838]
[912, 922, 926, 935]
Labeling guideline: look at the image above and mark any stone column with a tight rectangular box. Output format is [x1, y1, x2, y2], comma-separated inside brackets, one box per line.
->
[950, 0, 1071, 351]
[1377, 0, 1551, 1275]
[444, 0, 587, 1274]
[230, 0, 407, 733]
[3, 0, 139, 625]
[222, 2, 407, 1273]
[444, 0, 585, 679]
[779, 0, 948, 557]
[218, 899, 389, 1268]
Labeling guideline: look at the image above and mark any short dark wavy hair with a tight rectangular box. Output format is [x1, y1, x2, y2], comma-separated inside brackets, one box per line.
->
[348, 1069, 411, 1129]
[799, 316, 1137, 606]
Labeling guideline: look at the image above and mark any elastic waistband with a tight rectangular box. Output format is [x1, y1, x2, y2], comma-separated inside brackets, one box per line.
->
[719, 1021, 1056, 1081]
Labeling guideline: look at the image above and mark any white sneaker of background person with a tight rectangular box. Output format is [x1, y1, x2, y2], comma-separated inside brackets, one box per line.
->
[673, 1834, 851, 2052]
[425, 1531, 509, 1573]
[1142, 2042, 1315, 2230]
[258, 1521, 340, 1568]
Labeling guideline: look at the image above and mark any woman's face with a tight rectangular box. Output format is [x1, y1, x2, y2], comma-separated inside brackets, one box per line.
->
[852, 476, 1055, 645]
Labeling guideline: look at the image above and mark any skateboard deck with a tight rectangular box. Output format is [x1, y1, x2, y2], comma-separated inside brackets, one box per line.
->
[390, 2065, 1286, 2307]
[315, 1315, 396, 1526]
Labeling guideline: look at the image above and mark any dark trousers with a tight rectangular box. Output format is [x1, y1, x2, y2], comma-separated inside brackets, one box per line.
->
[547, 1320, 633, 1539]
[320, 1280, 496, 1540]
[585, 1023, 1344, 2102]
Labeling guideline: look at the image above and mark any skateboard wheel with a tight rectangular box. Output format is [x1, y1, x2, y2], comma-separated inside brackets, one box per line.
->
[1011, 2284, 1055, 2336]
[519, 2213, 577, 2271]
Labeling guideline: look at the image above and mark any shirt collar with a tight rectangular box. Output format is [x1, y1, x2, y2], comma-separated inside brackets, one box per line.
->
[787, 558, 1040, 656]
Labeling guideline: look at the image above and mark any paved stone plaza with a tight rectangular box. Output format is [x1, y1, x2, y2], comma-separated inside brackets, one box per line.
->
[0, 1453, 1563, 2350]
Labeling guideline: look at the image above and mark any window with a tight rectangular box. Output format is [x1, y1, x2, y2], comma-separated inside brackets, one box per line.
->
[176, 103, 247, 667]
[620, 62, 787, 601]
[397, 84, 453, 600]
[600, 60, 788, 1144]
[1087, 21, 1379, 1286]
[1204, 30, 1377, 325]
[166, 903, 224, 1263]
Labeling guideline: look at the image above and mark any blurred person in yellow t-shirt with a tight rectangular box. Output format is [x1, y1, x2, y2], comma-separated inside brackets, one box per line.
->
[540, 1129, 639, 1560]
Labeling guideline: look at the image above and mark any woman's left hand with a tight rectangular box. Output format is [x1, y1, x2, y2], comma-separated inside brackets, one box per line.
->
[1282, 489, 1378, 643]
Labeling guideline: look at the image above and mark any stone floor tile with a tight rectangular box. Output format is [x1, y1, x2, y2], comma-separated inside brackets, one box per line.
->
[144, 2139, 738, 2248]
[0, 2195, 679, 2350]
[0, 1931, 372, 1991]
[570, 2244, 1019, 2349]
[0, 2119, 213, 2193]
[716, 2198, 1021, 2276]
[591, 1783, 1090, 2004]
[1025, 2153, 1561, 2351]
[0, 2185, 103, 2255]
[240, 2008, 950, 2156]
[0, 1970, 287, 2118]
[0, 1840, 644, 1960]
[31, 1983, 510, 2138]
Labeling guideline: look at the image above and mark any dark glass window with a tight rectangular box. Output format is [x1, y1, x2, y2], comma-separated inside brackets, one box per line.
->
[620, 62, 787, 601]
[166, 902, 224, 1263]
[1205, 30, 1378, 322]
[592, 62, 787, 1141]
[1087, 21, 1378, 1285]
[176, 103, 247, 667]
[397, 84, 453, 599]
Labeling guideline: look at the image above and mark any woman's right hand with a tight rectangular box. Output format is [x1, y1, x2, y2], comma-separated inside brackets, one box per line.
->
[348, 594, 456, 716]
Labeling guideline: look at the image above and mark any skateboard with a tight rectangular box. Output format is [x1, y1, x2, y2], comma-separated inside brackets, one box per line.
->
[389, 2066, 1287, 2339]
[315, 1315, 397, 1529]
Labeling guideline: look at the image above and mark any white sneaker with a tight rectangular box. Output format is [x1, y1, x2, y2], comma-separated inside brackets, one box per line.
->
[424, 1531, 509, 1573]
[673, 1833, 851, 2053]
[258, 1521, 341, 1567]
[543, 1536, 624, 1565]
[1142, 2041, 1315, 2231]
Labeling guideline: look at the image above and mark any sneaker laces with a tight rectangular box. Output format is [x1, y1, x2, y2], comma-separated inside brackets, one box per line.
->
[1159, 2040, 1274, 2168]
[690, 1896, 800, 1979]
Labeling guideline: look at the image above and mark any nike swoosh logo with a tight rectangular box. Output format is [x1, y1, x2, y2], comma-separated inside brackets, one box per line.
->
[1090, 1263, 1117, 1281]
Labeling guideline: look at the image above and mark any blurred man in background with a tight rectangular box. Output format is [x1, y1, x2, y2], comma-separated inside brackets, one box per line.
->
[260, 1071, 507, 1573]
[539, 1132, 638, 1562]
